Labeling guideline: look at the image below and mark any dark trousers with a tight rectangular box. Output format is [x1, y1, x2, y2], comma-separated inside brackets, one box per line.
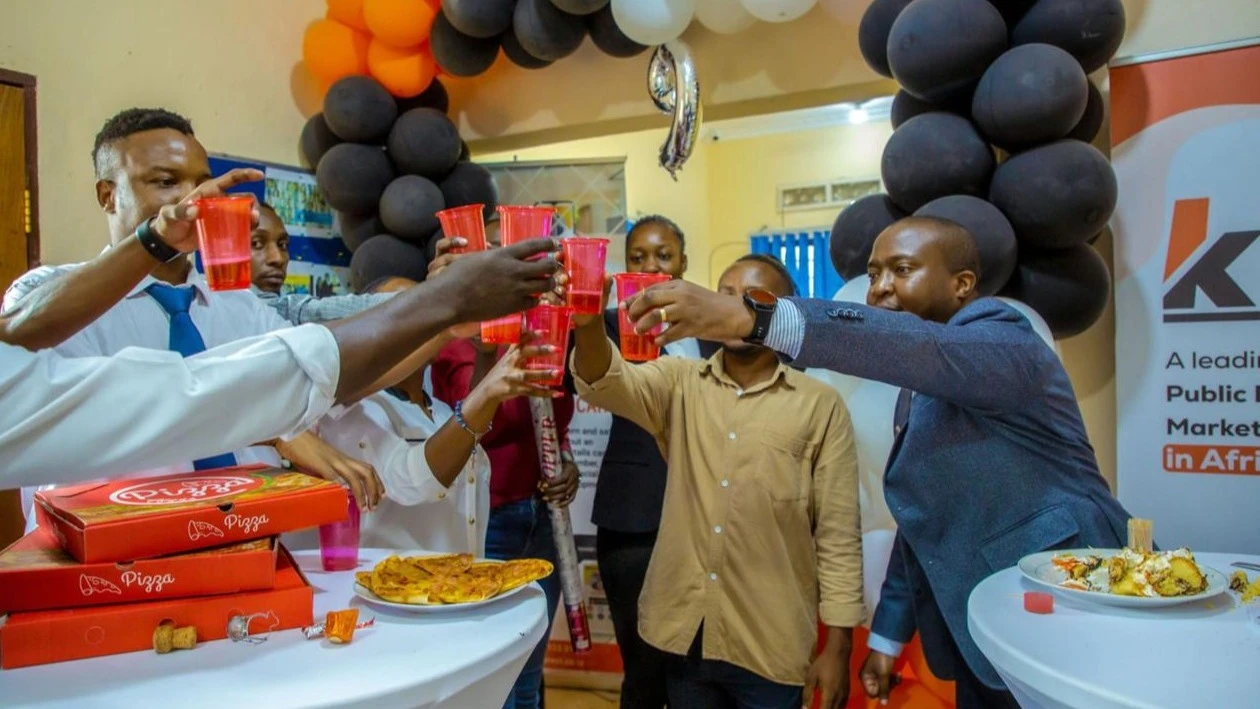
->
[487, 498, 561, 709]
[596, 527, 672, 709]
[665, 629, 802, 709]
[950, 639, 1021, 709]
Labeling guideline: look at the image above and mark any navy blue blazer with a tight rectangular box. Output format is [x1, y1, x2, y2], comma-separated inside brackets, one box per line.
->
[786, 297, 1131, 689]
[590, 308, 718, 533]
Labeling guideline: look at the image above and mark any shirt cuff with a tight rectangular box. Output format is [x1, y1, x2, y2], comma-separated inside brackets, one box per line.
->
[570, 338, 627, 395]
[764, 298, 805, 360]
[866, 632, 906, 659]
[271, 324, 341, 428]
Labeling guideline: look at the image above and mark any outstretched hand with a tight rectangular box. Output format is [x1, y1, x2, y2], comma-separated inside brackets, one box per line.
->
[152, 168, 265, 252]
[623, 279, 754, 346]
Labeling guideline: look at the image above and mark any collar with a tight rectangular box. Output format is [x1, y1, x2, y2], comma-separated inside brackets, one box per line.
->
[698, 350, 796, 395]
[125, 264, 212, 303]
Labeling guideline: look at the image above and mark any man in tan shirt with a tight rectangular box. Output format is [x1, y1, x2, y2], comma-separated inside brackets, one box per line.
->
[571, 254, 864, 709]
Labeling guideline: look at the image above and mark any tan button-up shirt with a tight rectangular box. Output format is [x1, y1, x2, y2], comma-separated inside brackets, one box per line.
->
[575, 344, 864, 685]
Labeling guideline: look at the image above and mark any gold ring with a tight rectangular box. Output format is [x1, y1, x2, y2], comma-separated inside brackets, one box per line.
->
[659, 308, 669, 324]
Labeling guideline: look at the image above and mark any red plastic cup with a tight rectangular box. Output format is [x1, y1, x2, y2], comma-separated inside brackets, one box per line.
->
[480, 313, 523, 345]
[523, 304, 574, 388]
[614, 273, 671, 362]
[318, 489, 361, 572]
[562, 237, 609, 316]
[193, 195, 254, 291]
[435, 203, 487, 254]
[497, 205, 555, 246]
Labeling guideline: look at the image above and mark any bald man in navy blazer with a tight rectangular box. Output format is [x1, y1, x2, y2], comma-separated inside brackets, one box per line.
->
[618, 217, 1133, 709]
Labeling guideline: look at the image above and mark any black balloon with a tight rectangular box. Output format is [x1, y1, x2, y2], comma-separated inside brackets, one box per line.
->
[1066, 80, 1104, 144]
[587, 5, 647, 58]
[351, 235, 431, 292]
[830, 194, 907, 279]
[336, 211, 386, 252]
[397, 79, 450, 115]
[890, 88, 972, 129]
[502, 26, 555, 69]
[379, 175, 446, 243]
[915, 195, 1018, 295]
[300, 113, 341, 169]
[388, 108, 462, 180]
[551, 0, 607, 14]
[459, 140, 471, 162]
[858, 0, 915, 78]
[1001, 243, 1110, 338]
[444, 0, 516, 39]
[431, 11, 501, 77]
[881, 113, 996, 212]
[515, 0, 586, 62]
[440, 162, 499, 219]
[989, 140, 1117, 249]
[322, 76, 398, 143]
[972, 44, 1088, 151]
[888, 0, 1008, 103]
[316, 143, 395, 215]
[1012, 0, 1126, 74]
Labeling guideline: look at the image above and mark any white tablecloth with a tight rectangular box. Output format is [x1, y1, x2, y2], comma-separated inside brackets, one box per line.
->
[0, 548, 549, 708]
[968, 551, 1260, 709]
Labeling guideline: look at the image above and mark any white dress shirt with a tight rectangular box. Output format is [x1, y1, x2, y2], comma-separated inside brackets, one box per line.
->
[0, 325, 340, 488]
[5, 262, 297, 525]
[286, 391, 491, 556]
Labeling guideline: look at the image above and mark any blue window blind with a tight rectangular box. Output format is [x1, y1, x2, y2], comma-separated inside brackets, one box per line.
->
[750, 230, 843, 298]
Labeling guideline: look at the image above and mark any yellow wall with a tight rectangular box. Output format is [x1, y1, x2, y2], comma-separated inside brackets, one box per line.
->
[0, 0, 323, 265]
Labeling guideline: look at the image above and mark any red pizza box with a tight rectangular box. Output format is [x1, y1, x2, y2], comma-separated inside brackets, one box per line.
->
[34, 466, 348, 563]
[0, 546, 313, 670]
[0, 529, 278, 614]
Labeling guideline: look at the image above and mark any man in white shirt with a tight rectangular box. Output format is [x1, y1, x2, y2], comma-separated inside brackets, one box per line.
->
[0, 201, 561, 489]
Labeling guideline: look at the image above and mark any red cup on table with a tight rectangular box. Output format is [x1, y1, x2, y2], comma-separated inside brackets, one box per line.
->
[193, 195, 254, 291]
[561, 237, 609, 317]
[481, 205, 557, 344]
[435, 203, 487, 254]
[523, 304, 574, 389]
[318, 489, 361, 572]
[614, 273, 671, 362]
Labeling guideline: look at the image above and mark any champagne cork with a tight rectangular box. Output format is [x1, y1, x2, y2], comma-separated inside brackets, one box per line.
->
[1127, 518, 1153, 553]
[153, 621, 175, 654]
[172, 626, 198, 650]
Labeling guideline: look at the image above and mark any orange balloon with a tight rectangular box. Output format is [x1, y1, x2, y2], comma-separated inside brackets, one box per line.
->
[368, 40, 437, 98]
[326, 0, 369, 32]
[303, 19, 371, 85]
[364, 0, 437, 49]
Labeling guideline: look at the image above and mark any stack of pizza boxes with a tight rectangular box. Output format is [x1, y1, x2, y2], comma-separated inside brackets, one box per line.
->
[0, 466, 349, 669]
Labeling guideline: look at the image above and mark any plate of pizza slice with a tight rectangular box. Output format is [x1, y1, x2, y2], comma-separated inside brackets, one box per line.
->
[352, 553, 554, 612]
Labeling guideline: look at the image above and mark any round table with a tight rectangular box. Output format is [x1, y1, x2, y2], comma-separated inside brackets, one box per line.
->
[0, 548, 549, 708]
[968, 551, 1260, 709]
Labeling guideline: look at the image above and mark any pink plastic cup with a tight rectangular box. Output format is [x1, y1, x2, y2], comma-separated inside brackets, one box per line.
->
[318, 489, 361, 572]
[562, 237, 609, 316]
[613, 273, 671, 362]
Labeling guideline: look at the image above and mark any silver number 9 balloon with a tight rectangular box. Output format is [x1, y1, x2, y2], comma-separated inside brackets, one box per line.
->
[648, 40, 701, 181]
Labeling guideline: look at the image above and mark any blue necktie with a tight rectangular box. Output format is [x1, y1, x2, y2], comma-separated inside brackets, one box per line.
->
[146, 283, 238, 471]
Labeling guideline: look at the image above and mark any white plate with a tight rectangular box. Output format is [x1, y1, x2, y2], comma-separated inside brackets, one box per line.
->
[1017, 549, 1230, 608]
[352, 555, 533, 613]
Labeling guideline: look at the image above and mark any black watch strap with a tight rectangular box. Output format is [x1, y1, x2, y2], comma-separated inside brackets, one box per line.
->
[742, 290, 776, 345]
[135, 216, 182, 263]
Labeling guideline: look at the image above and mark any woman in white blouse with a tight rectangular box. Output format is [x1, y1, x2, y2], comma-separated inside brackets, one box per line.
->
[294, 277, 562, 557]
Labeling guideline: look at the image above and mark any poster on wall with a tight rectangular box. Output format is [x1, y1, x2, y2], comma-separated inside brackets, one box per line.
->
[1110, 39, 1260, 554]
[484, 158, 628, 688]
[207, 155, 351, 295]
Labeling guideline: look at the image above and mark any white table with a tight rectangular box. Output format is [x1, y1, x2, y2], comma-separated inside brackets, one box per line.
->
[968, 551, 1260, 709]
[0, 548, 549, 708]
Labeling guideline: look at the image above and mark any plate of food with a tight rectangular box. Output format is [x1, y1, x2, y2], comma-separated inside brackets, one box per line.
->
[353, 552, 554, 613]
[1018, 546, 1229, 608]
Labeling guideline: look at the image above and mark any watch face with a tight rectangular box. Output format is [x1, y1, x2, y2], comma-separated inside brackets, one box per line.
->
[746, 288, 777, 307]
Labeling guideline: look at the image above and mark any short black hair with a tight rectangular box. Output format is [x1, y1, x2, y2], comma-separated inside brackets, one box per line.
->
[731, 253, 798, 296]
[93, 108, 195, 177]
[901, 215, 982, 278]
[627, 214, 686, 253]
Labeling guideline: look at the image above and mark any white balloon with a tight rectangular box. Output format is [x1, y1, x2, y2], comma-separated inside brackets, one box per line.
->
[610, 0, 697, 46]
[997, 297, 1060, 355]
[834, 274, 870, 304]
[695, 0, 757, 34]
[818, 0, 867, 24]
[739, 0, 818, 23]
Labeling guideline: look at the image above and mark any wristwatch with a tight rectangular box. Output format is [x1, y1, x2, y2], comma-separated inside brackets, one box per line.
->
[742, 288, 778, 345]
[135, 216, 182, 263]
